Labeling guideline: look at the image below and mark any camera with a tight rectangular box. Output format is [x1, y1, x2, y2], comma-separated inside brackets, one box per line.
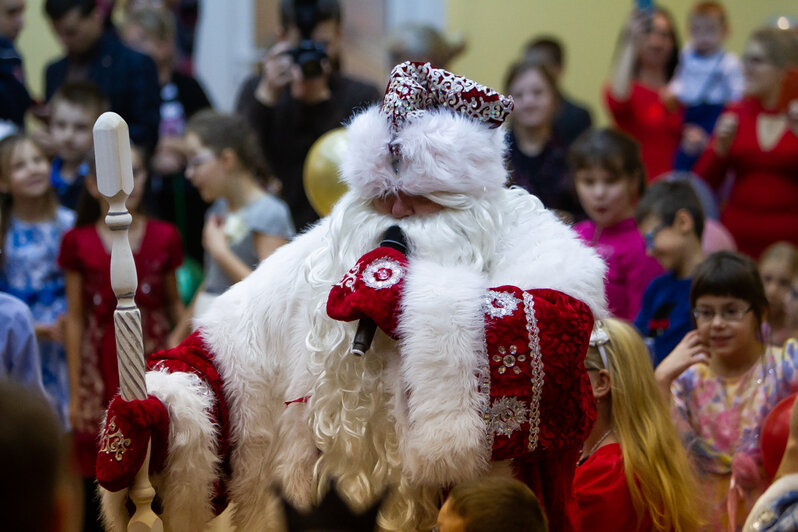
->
[288, 0, 329, 79]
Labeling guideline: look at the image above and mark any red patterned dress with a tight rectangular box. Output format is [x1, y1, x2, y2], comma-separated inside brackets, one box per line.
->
[59, 219, 182, 477]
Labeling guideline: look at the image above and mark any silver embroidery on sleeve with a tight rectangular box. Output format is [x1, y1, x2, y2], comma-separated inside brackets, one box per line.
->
[362, 257, 405, 289]
[478, 332, 494, 451]
[523, 291, 544, 452]
[481, 290, 521, 319]
[488, 397, 530, 438]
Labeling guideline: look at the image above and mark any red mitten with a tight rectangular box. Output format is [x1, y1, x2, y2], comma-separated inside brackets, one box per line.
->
[327, 246, 408, 339]
[96, 395, 170, 492]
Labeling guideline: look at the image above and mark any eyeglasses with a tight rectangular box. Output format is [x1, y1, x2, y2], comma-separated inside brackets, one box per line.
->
[742, 54, 775, 67]
[692, 306, 752, 323]
[186, 152, 215, 169]
[643, 223, 667, 250]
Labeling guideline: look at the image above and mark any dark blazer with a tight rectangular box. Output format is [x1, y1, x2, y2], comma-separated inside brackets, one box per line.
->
[0, 37, 31, 128]
[553, 96, 593, 147]
[45, 32, 160, 148]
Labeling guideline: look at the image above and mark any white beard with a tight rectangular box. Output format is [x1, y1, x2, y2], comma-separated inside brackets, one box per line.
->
[301, 192, 503, 530]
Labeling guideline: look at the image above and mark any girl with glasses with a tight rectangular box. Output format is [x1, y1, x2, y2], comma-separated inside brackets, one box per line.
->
[170, 110, 296, 343]
[655, 251, 798, 531]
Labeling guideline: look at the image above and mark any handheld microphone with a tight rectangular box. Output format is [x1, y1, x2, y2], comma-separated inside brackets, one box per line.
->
[351, 225, 408, 356]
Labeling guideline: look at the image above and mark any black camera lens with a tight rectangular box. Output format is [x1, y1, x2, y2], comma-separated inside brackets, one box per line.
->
[290, 39, 327, 79]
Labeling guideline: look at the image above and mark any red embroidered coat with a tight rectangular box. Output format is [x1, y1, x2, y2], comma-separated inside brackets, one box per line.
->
[98, 191, 607, 532]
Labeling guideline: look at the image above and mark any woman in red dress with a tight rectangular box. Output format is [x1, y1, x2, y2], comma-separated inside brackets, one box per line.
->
[694, 28, 798, 260]
[59, 146, 184, 529]
[604, 8, 683, 181]
[573, 319, 701, 532]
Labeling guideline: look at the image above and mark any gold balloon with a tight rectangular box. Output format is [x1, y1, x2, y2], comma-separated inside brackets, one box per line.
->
[303, 127, 349, 217]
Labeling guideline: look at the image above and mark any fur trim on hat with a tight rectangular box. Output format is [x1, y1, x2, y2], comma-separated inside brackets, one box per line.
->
[341, 106, 508, 199]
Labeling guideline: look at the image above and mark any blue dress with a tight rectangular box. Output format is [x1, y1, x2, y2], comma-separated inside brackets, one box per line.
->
[0, 206, 75, 427]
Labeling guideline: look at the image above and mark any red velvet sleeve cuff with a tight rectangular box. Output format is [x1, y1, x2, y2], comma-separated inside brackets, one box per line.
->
[482, 287, 597, 461]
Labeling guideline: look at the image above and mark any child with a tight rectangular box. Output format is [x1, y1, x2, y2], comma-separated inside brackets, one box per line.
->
[634, 180, 706, 367]
[0, 379, 75, 532]
[504, 59, 582, 219]
[655, 251, 798, 531]
[574, 319, 701, 532]
[759, 242, 798, 347]
[667, 1, 744, 170]
[172, 110, 295, 341]
[0, 291, 44, 393]
[121, 6, 212, 266]
[48, 81, 108, 210]
[569, 128, 662, 320]
[0, 134, 74, 427]
[437, 477, 548, 532]
[58, 144, 184, 523]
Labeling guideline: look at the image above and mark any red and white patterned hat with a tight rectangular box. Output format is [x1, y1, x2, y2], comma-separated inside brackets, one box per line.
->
[341, 61, 514, 200]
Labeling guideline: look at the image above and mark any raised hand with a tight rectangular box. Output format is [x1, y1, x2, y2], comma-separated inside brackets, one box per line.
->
[655, 330, 709, 395]
[254, 41, 295, 106]
[202, 214, 228, 260]
[713, 112, 739, 157]
[327, 246, 408, 340]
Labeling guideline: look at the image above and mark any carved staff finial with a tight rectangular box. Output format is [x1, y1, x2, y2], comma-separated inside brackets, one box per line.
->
[94, 112, 163, 532]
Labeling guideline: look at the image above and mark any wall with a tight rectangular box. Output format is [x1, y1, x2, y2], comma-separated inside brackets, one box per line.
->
[447, 0, 798, 125]
[18, 0, 60, 102]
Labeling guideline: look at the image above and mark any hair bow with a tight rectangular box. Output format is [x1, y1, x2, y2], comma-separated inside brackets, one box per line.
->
[589, 321, 610, 371]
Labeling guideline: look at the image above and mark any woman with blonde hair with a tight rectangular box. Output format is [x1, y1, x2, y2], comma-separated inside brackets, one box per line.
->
[573, 318, 702, 531]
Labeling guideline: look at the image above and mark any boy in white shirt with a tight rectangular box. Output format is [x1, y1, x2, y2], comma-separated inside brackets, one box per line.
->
[667, 1, 743, 170]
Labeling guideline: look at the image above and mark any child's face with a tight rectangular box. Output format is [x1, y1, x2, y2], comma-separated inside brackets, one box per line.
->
[694, 294, 759, 360]
[573, 166, 637, 229]
[689, 14, 726, 55]
[50, 101, 96, 164]
[184, 131, 224, 203]
[508, 68, 556, 130]
[638, 211, 697, 274]
[1, 140, 51, 200]
[638, 214, 679, 270]
[760, 258, 794, 317]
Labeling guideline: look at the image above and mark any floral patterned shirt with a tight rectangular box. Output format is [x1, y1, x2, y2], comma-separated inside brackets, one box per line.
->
[671, 339, 798, 531]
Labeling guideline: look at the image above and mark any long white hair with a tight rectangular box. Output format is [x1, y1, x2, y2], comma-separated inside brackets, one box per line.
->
[302, 190, 506, 530]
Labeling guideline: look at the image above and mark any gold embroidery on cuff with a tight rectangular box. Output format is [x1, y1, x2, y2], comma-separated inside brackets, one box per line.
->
[99, 417, 132, 462]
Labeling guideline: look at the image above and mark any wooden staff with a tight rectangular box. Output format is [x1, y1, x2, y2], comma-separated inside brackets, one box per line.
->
[94, 112, 164, 532]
